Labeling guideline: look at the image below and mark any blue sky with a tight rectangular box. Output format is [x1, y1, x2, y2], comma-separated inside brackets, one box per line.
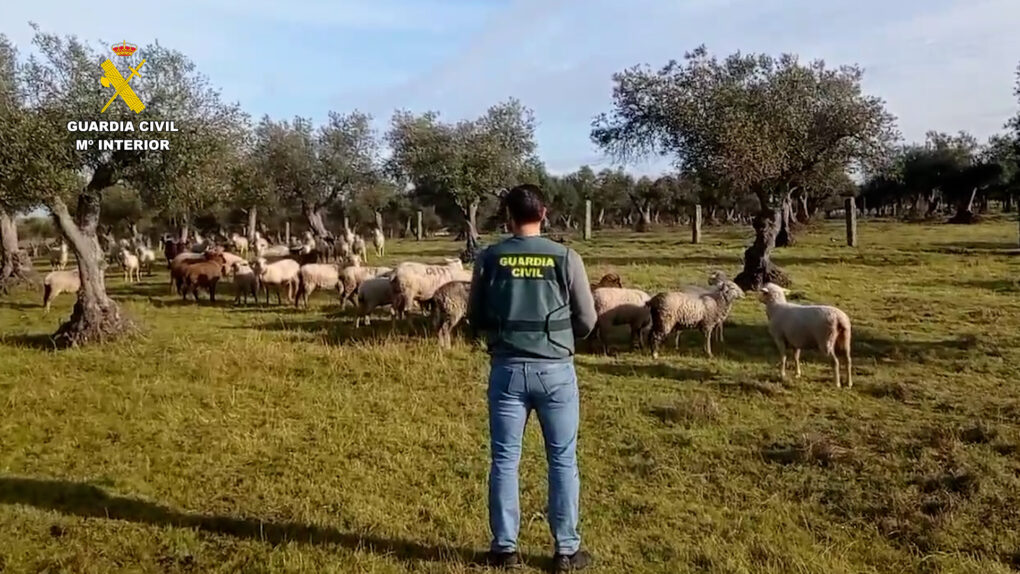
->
[4, 0, 1019, 175]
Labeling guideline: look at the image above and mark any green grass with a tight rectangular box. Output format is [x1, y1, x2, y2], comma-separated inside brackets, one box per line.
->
[1, 218, 1019, 573]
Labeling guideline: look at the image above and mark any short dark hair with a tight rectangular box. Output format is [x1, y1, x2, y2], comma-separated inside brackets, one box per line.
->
[504, 184, 545, 224]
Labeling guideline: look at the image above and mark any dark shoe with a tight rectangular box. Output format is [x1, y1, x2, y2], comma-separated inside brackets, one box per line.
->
[554, 549, 592, 572]
[486, 550, 522, 569]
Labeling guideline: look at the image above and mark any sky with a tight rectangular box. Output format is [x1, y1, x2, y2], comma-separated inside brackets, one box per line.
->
[4, 0, 1019, 175]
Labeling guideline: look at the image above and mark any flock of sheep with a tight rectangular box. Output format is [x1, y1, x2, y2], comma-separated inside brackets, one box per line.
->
[37, 227, 854, 388]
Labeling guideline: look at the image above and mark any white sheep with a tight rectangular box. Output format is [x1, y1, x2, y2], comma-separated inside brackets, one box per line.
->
[339, 257, 392, 307]
[591, 287, 652, 354]
[352, 235, 368, 261]
[253, 232, 269, 256]
[259, 244, 291, 258]
[355, 276, 396, 327]
[219, 251, 246, 271]
[231, 261, 258, 305]
[372, 228, 385, 257]
[49, 241, 68, 271]
[230, 233, 249, 257]
[295, 263, 341, 307]
[42, 270, 80, 313]
[389, 259, 469, 318]
[135, 245, 156, 276]
[680, 270, 732, 345]
[119, 248, 141, 283]
[429, 280, 472, 349]
[252, 257, 301, 305]
[342, 227, 355, 246]
[758, 283, 853, 388]
[647, 280, 744, 359]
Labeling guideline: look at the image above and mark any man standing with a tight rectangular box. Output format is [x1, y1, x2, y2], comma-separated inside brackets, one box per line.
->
[467, 184, 598, 571]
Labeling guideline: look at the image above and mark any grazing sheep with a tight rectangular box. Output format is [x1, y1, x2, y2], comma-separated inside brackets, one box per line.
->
[42, 270, 80, 313]
[590, 272, 623, 292]
[170, 251, 224, 294]
[352, 235, 368, 261]
[181, 257, 228, 302]
[253, 232, 269, 256]
[430, 280, 472, 349]
[49, 241, 69, 271]
[260, 244, 291, 258]
[679, 270, 732, 345]
[230, 233, 249, 257]
[647, 280, 745, 359]
[389, 259, 470, 318]
[295, 263, 341, 307]
[758, 283, 853, 388]
[591, 287, 653, 354]
[253, 257, 301, 305]
[119, 248, 141, 283]
[135, 245, 156, 276]
[335, 236, 352, 262]
[355, 275, 396, 327]
[231, 261, 258, 305]
[339, 257, 392, 307]
[372, 228, 385, 257]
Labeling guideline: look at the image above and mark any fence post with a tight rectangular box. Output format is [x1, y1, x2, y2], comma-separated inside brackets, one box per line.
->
[583, 200, 592, 240]
[691, 204, 702, 244]
[416, 210, 423, 241]
[284, 221, 290, 245]
[846, 197, 858, 247]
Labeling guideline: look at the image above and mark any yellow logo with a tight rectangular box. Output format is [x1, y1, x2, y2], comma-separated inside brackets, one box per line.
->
[100, 42, 146, 113]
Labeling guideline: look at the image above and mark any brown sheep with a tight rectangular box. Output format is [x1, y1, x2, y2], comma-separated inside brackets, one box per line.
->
[171, 251, 226, 296]
[590, 272, 622, 292]
[181, 258, 228, 302]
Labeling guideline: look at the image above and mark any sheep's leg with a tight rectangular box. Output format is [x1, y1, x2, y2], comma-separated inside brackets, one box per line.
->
[717, 322, 725, 343]
[210, 282, 217, 303]
[673, 330, 681, 349]
[793, 348, 802, 378]
[830, 352, 841, 388]
[703, 326, 713, 357]
[844, 350, 853, 389]
[774, 338, 787, 380]
[650, 329, 665, 360]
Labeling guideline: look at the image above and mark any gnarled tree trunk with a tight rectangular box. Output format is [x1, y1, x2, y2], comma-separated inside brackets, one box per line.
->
[794, 193, 810, 224]
[635, 205, 652, 232]
[246, 206, 258, 246]
[48, 173, 133, 346]
[774, 192, 796, 247]
[947, 188, 980, 224]
[0, 206, 36, 293]
[735, 190, 792, 291]
[302, 203, 332, 239]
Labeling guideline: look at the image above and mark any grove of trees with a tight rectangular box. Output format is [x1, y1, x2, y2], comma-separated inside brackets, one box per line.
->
[1, 29, 1018, 345]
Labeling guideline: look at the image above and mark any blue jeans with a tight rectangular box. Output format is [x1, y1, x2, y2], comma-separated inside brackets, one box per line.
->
[488, 360, 581, 555]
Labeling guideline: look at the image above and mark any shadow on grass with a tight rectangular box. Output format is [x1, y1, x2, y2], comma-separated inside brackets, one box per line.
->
[0, 476, 549, 570]
[953, 279, 1020, 293]
[241, 313, 436, 344]
[0, 300, 42, 311]
[704, 321, 983, 365]
[921, 241, 1020, 256]
[576, 360, 714, 383]
[106, 280, 175, 300]
[0, 332, 58, 351]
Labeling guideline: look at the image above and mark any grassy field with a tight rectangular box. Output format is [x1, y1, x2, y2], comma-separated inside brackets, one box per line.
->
[1, 218, 1019, 573]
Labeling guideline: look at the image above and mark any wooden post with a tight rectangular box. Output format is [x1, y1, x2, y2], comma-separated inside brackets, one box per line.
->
[583, 200, 592, 241]
[846, 197, 857, 247]
[691, 204, 702, 244]
[284, 221, 290, 245]
[343, 216, 350, 232]
[416, 210, 423, 241]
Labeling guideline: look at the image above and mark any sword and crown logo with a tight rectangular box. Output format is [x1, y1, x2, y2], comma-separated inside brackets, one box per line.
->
[100, 41, 146, 113]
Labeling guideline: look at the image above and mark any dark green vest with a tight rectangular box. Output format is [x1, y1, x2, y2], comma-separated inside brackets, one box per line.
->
[480, 236, 574, 360]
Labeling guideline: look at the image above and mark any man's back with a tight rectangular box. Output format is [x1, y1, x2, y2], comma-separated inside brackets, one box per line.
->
[468, 235, 597, 360]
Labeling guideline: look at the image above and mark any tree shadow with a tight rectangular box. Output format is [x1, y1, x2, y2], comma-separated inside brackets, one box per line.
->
[0, 332, 59, 351]
[584, 255, 742, 268]
[921, 241, 1020, 256]
[242, 313, 437, 345]
[713, 321, 983, 365]
[953, 279, 1020, 293]
[576, 360, 715, 383]
[107, 281, 177, 300]
[0, 300, 43, 311]
[0, 475, 550, 569]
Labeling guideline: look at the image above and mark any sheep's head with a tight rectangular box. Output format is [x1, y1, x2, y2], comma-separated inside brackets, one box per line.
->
[591, 273, 623, 291]
[719, 280, 744, 303]
[758, 283, 789, 304]
[708, 270, 728, 286]
[343, 253, 362, 268]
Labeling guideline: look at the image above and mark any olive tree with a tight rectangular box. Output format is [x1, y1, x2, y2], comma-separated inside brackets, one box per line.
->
[14, 28, 243, 345]
[592, 46, 897, 289]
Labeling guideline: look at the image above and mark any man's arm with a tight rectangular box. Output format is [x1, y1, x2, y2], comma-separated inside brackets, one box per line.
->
[566, 249, 597, 338]
[466, 251, 488, 336]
